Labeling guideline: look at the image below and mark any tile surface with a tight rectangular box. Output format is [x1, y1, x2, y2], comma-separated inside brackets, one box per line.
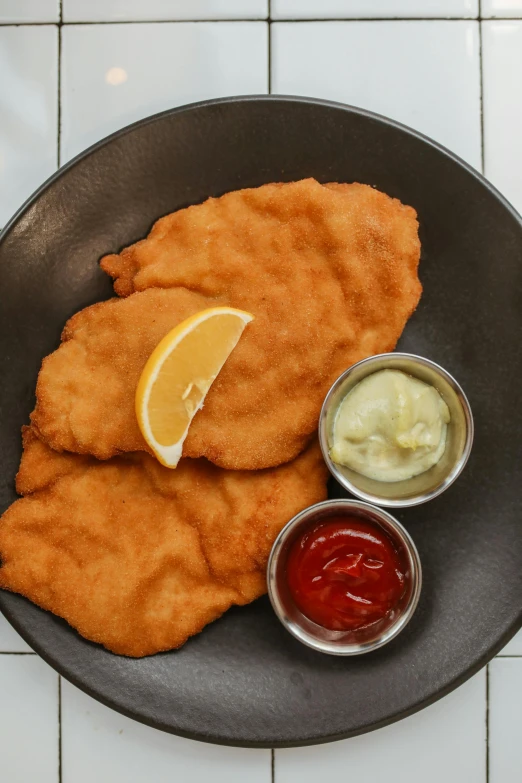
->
[63, 0, 268, 22]
[271, 0, 478, 18]
[0, 5, 520, 780]
[0, 0, 59, 23]
[482, 0, 522, 16]
[0, 25, 58, 226]
[276, 670, 486, 783]
[0, 613, 33, 652]
[482, 20, 522, 214]
[61, 22, 268, 161]
[272, 20, 481, 168]
[489, 659, 522, 782]
[62, 680, 270, 783]
[0, 656, 58, 783]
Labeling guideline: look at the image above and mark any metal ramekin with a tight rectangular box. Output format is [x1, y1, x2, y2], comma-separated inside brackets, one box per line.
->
[319, 353, 474, 508]
[267, 499, 422, 655]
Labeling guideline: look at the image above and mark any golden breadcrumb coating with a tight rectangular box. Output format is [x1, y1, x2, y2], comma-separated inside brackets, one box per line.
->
[0, 429, 328, 657]
[32, 179, 421, 470]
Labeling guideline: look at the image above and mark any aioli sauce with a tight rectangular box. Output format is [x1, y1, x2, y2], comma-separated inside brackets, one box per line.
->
[330, 369, 450, 482]
[286, 516, 407, 631]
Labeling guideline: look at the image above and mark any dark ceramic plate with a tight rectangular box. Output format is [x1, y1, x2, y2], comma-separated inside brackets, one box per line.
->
[0, 96, 521, 748]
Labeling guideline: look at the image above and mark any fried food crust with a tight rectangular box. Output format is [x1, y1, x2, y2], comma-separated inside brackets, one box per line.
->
[31, 288, 215, 459]
[102, 178, 422, 469]
[33, 178, 421, 470]
[0, 429, 328, 657]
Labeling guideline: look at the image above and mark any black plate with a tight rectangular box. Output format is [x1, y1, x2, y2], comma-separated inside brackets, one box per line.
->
[1, 96, 521, 748]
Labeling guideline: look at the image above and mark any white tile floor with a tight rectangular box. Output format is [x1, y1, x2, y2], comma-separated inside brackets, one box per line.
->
[63, 0, 268, 22]
[61, 680, 270, 783]
[271, 0, 480, 18]
[0, 1, 521, 780]
[0, 0, 59, 23]
[482, 0, 522, 17]
[482, 19, 522, 213]
[60, 22, 268, 161]
[0, 655, 59, 783]
[277, 670, 487, 783]
[271, 19, 482, 167]
[0, 25, 58, 226]
[489, 659, 522, 782]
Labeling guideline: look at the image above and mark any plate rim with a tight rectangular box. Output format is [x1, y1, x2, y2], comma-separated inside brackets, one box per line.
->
[1, 93, 521, 247]
[1, 94, 521, 748]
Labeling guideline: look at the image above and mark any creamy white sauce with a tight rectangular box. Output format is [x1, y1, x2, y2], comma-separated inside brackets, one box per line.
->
[330, 369, 451, 482]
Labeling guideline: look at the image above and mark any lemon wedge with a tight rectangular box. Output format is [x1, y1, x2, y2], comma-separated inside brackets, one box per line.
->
[136, 307, 253, 468]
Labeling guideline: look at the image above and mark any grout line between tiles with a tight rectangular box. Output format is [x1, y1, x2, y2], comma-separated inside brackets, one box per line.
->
[0, 650, 37, 654]
[271, 16, 480, 22]
[0, 18, 269, 27]
[0, 22, 59, 26]
[58, 676, 63, 783]
[478, 0, 485, 175]
[0, 17, 513, 27]
[57, 2, 62, 169]
[494, 654, 522, 658]
[486, 663, 490, 783]
[268, 0, 272, 93]
[271, 748, 275, 783]
[3, 16, 522, 26]
[0, 16, 522, 27]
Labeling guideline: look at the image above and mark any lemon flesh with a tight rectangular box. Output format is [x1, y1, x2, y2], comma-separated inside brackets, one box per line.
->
[136, 307, 253, 467]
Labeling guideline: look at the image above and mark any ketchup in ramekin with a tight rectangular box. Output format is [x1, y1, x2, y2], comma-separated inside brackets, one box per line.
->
[286, 515, 408, 632]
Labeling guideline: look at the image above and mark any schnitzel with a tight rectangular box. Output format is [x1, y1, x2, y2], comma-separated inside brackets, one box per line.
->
[30, 287, 216, 459]
[32, 179, 421, 470]
[103, 180, 422, 473]
[0, 429, 328, 657]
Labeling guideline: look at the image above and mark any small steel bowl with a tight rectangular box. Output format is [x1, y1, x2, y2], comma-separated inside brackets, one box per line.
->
[267, 499, 422, 656]
[319, 353, 474, 508]
[268, 500, 422, 655]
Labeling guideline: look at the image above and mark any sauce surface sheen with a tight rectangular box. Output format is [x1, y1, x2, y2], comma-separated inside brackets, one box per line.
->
[286, 515, 407, 631]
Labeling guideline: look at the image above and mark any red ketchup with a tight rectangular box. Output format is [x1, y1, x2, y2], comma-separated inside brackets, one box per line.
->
[286, 516, 407, 631]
